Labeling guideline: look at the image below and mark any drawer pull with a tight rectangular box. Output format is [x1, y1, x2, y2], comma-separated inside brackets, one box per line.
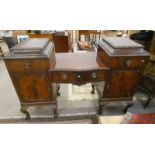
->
[77, 75, 81, 78]
[62, 73, 68, 80]
[125, 59, 131, 67]
[91, 72, 97, 79]
[24, 63, 31, 69]
[141, 59, 145, 64]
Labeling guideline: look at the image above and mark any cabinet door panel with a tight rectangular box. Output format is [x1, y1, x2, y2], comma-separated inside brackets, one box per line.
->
[12, 73, 52, 102]
[104, 71, 140, 98]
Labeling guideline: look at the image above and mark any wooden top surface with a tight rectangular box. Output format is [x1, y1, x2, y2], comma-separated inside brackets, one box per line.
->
[51, 52, 108, 71]
[11, 38, 49, 51]
[100, 37, 150, 57]
[102, 37, 143, 48]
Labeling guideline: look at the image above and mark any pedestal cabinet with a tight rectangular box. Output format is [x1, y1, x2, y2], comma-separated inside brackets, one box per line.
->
[4, 38, 58, 119]
[97, 37, 150, 102]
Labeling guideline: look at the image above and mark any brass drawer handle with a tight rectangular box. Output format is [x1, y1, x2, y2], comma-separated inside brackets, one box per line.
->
[141, 59, 145, 64]
[91, 72, 97, 79]
[24, 63, 31, 69]
[77, 74, 81, 78]
[62, 73, 68, 80]
[125, 59, 131, 67]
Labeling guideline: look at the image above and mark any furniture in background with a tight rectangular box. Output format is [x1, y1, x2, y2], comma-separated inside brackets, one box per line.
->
[135, 74, 155, 108]
[52, 31, 71, 52]
[130, 30, 154, 52]
[17, 35, 29, 43]
[0, 40, 10, 56]
[137, 61, 155, 108]
[78, 30, 101, 51]
[0, 46, 3, 57]
[4, 38, 58, 119]
[150, 32, 155, 61]
[28, 33, 53, 41]
[78, 30, 90, 41]
[29, 31, 72, 53]
[95, 37, 150, 113]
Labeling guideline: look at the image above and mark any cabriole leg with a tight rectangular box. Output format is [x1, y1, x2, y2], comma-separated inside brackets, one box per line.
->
[20, 106, 30, 120]
[57, 84, 61, 96]
[91, 84, 95, 94]
[98, 99, 102, 115]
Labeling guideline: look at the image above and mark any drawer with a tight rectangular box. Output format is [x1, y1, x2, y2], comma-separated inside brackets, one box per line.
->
[5, 59, 50, 73]
[98, 50, 149, 68]
[111, 56, 149, 68]
[50, 69, 106, 84]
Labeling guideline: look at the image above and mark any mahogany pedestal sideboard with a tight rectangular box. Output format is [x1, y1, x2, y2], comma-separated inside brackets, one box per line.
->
[96, 37, 150, 108]
[4, 37, 150, 119]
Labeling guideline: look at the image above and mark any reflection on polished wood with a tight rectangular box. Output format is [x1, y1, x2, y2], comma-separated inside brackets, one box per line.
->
[53, 52, 108, 70]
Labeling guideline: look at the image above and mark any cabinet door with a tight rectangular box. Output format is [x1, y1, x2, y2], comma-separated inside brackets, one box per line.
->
[12, 73, 52, 102]
[104, 71, 140, 98]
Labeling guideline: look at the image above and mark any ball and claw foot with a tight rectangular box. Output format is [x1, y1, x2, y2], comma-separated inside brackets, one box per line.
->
[57, 85, 61, 96]
[123, 103, 133, 114]
[25, 113, 30, 120]
[54, 111, 58, 118]
[98, 106, 102, 115]
[91, 84, 95, 94]
[20, 107, 30, 120]
[57, 92, 61, 96]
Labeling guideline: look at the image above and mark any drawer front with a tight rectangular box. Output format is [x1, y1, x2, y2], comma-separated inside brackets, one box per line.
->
[5, 59, 49, 73]
[98, 50, 149, 68]
[50, 69, 106, 84]
[110, 56, 149, 68]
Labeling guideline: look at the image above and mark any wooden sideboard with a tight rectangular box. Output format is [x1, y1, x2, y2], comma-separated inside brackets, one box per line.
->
[4, 37, 150, 119]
